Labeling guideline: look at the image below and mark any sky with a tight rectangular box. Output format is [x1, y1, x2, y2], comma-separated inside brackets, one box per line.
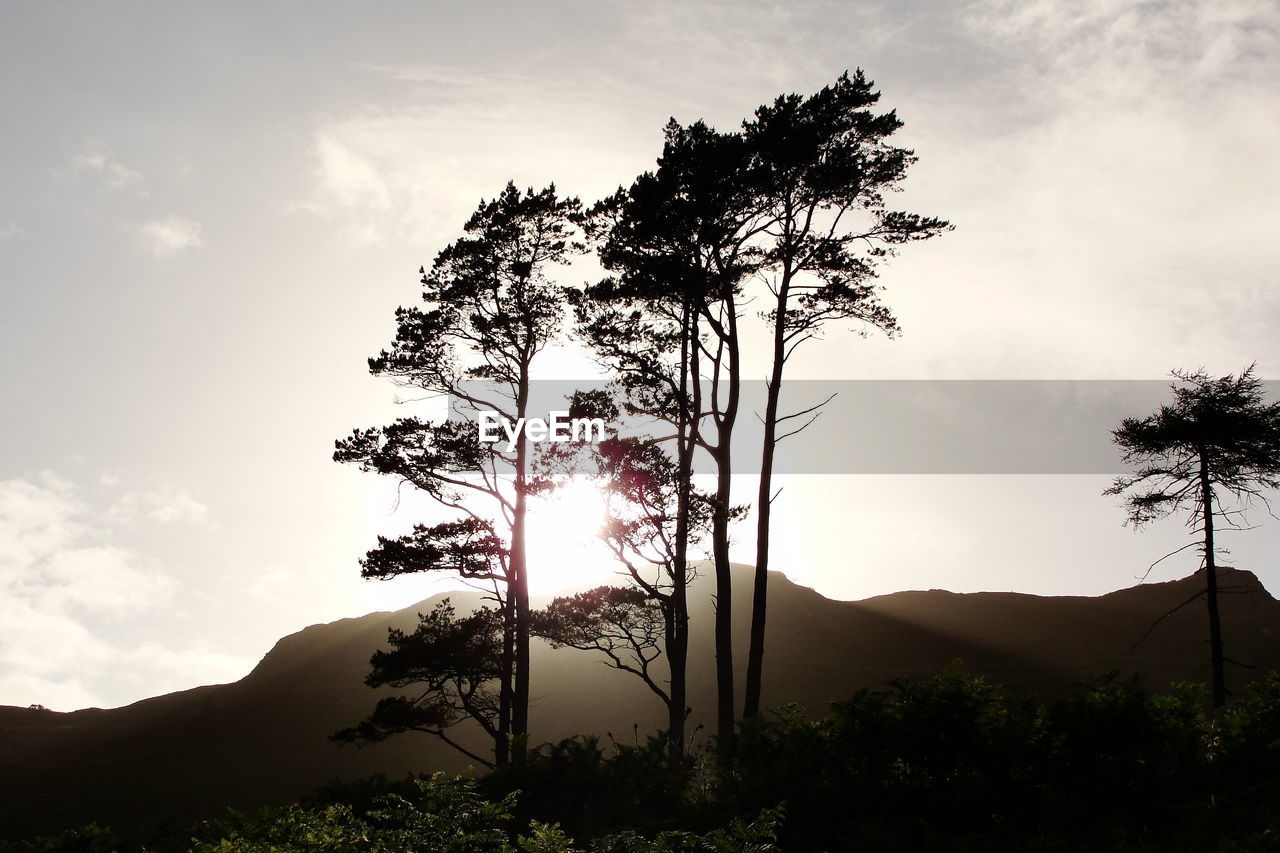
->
[2, 0, 1279, 711]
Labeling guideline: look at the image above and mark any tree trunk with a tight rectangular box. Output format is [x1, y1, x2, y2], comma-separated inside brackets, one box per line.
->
[666, 586, 688, 758]
[711, 457, 735, 749]
[510, 377, 532, 764]
[710, 305, 741, 749]
[666, 304, 695, 759]
[744, 375, 782, 717]
[1198, 452, 1227, 708]
[744, 276, 790, 718]
[496, 591, 513, 767]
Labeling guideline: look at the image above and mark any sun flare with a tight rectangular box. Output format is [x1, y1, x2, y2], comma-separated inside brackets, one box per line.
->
[525, 478, 619, 596]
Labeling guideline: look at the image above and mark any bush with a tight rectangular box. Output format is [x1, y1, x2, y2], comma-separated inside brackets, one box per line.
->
[188, 775, 515, 853]
[482, 733, 699, 841]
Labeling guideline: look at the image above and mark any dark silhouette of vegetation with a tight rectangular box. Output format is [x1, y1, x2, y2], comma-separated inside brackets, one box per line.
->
[17, 668, 1280, 852]
[335, 183, 584, 765]
[1107, 366, 1280, 707]
[331, 600, 504, 768]
[532, 586, 668, 705]
[190, 776, 518, 852]
[482, 667, 1280, 852]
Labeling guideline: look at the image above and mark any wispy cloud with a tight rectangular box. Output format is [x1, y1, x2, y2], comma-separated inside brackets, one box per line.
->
[300, 71, 658, 249]
[106, 487, 212, 525]
[966, 0, 1280, 101]
[62, 149, 147, 194]
[0, 222, 22, 240]
[137, 216, 204, 258]
[306, 134, 394, 246]
[844, 0, 1280, 378]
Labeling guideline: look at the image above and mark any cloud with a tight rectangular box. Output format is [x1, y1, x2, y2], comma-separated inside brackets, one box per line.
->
[818, 0, 1280, 379]
[0, 222, 22, 240]
[0, 474, 241, 710]
[107, 488, 212, 525]
[64, 149, 146, 194]
[307, 134, 394, 246]
[137, 216, 204, 258]
[299, 65, 669, 248]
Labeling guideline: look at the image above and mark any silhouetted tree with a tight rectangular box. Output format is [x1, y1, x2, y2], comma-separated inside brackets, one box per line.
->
[740, 71, 951, 717]
[533, 585, 667, 701]
[584, 76, 951, 730]
[332, 601, 504, 768]
[581, 120, 760, 746]
[335, 183, 583, 764]
[1106, 365, 1280, 707]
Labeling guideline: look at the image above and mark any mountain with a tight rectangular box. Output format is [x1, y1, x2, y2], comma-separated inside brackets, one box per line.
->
[2, 566, 1279, 841]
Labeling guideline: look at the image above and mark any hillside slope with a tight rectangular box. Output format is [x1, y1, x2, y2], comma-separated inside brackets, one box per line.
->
[2, 566, 1278, 840]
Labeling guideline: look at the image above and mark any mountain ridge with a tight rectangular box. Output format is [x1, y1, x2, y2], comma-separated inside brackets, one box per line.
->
[2, 565, 1278, 841]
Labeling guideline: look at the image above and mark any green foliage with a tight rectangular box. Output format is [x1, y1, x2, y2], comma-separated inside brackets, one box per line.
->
[177, 771, 779, 853]
[721, 666, 1280, 851]
[484, 733, 698, 842]
[1214, 671, 1280, 842]
[188, 775, 514, 853]
[1043, 675, 1211, 838]
[726, 665, 1051, 850]
[589, 807, 783, 853]
[1219, 671, 1280, 780]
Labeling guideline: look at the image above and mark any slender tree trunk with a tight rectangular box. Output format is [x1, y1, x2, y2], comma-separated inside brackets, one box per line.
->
[711, 451, 735, 748]
[744, 349, 784, 717]
[1199, 453, 1227, 708]
[744, 274, 791, 718]
[666, 304, 695, 759]
[497, 591, 513, 767]
[710, 303, 741, 749]
[510, 373, 531, 763]
[666, 587, 688, 758]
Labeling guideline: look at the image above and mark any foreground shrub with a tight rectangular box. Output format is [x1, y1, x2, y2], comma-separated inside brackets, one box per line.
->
[483, 733, 699, 841]
[188, 775, 514, 852]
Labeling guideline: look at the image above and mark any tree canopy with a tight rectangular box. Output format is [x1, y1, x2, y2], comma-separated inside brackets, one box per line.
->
[1107, 365, 1280, 706]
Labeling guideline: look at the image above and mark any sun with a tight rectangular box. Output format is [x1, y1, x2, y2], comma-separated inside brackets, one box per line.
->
[524, 478, 619, 596]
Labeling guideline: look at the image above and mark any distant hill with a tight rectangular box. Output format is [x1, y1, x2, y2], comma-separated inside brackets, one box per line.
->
[2, 565, 1279, 841]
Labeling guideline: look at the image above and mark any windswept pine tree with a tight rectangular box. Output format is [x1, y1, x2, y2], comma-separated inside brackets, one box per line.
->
[578, 120, 760, 745]
[1107, 365, 1280, 707]
[335, 183, 584, 765]
[331, 600, 505, 768]
[739, 71, 951, 716]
